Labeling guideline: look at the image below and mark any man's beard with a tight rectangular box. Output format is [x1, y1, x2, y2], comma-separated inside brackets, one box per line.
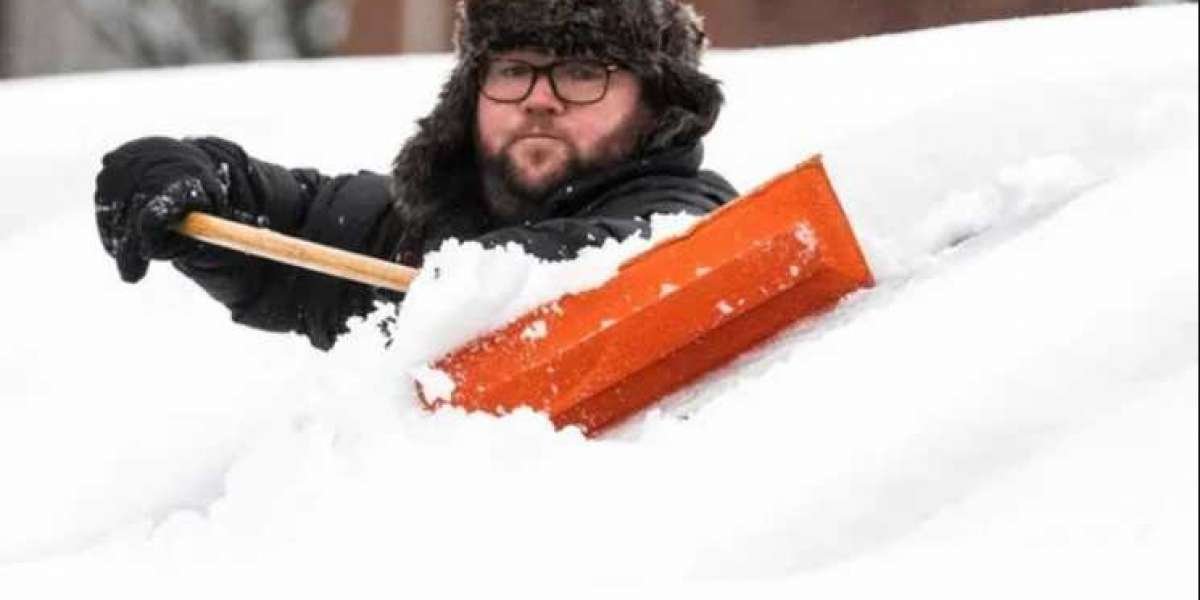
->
[478, 113, 648, 225]
[479, 143, 586, 224]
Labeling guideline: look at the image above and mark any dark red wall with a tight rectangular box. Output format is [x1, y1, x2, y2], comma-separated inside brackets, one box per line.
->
[688, 0, 1135, 47]
[339, 0, 1138, 55]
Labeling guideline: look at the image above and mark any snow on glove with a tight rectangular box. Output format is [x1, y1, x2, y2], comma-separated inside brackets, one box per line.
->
[94, 137, 238, 283]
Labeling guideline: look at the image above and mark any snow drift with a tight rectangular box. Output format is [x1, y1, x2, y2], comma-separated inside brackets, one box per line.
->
[0, 5, 1196, 598]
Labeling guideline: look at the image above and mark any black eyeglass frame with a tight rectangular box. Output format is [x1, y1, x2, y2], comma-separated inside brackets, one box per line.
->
[479, 58, 623, 106]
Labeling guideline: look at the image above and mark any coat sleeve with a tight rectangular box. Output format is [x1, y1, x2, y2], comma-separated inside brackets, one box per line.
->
[472, 171, 737, 261]
[170, 137, 396, 350]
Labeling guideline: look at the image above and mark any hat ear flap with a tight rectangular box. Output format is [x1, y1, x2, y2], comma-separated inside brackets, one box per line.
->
[388, 59, 483, 261]
[641, 57, 723, 153]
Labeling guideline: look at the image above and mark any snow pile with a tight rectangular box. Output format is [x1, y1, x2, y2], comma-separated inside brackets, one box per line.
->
[393, 211, 699, 366]
[0, 5, 1196, 598]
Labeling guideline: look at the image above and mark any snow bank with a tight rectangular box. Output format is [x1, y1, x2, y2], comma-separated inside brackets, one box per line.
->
[0, 5, 1195, 598]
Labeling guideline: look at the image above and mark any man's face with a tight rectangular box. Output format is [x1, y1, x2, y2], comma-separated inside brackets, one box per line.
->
[476, 49, 648, 221]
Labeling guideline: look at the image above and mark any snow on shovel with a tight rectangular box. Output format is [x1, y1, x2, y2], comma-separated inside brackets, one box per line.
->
[176, 156, 874, 435]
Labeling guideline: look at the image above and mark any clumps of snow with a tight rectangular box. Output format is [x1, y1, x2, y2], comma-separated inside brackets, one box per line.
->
[520, 320, 549, 342]
[388, 212, 701, 366]
[410, 366, 455, 406]
[383, 211, 703, 414]
[716, 301, 735, 316]
[794, 222, 819, 253]
[216, 162, 231, 195]
[659, 283, 680, 298]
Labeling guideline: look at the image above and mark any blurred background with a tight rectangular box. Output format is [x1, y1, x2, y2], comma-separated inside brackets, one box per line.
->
[0, 0, 1191, 80]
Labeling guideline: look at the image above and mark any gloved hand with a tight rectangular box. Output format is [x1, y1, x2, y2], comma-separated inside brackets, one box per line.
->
[94, 137, 230, 283]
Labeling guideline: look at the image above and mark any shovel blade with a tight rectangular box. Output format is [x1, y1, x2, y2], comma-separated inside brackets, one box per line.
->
[422, 156, 874, 434]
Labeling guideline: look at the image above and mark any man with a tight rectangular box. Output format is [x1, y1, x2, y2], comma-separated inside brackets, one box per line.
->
[94, 0, 737, 350]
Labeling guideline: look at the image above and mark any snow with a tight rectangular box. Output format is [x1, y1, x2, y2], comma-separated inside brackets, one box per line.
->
[409, 365, 455, 406]
[520, 319, 549, 342]
[0, 5, 1196, 598]
[793, 222, 818, 252]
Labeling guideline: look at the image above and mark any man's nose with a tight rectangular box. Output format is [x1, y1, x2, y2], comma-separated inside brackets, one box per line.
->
[522, 73, 565, 115]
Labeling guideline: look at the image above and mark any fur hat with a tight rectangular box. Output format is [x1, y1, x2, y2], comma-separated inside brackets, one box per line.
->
[384, 0, 723, 264]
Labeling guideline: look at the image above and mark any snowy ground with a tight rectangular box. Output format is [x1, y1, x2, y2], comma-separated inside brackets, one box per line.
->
[0, 5, 1196, 598]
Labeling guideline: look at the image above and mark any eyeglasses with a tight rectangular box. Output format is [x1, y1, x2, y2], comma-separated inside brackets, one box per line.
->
[480, 58, 621, 105]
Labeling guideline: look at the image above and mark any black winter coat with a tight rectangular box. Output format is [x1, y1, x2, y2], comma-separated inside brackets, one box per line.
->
[164, 137, 737, 349]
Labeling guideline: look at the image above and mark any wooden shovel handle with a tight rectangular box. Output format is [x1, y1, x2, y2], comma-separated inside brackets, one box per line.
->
[175, 213, 418, 293]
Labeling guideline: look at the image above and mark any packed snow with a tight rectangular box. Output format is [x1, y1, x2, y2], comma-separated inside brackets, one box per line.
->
[0, 6, 1196, 598]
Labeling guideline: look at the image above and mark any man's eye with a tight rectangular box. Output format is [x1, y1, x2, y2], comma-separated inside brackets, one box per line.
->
[496, 64, 532, 78]
[562, 63, 604, 81]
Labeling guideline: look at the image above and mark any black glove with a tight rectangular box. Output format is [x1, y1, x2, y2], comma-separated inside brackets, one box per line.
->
[94, 137, 231, 283]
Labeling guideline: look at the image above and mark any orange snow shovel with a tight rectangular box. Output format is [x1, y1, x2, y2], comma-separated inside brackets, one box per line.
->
[177, 156, 874, 435]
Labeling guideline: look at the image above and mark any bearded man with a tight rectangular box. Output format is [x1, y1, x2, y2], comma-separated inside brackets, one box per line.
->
[93, 0, 737, 350]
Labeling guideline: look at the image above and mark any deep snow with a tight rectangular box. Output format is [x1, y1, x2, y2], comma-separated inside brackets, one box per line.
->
[0, 5, 1196, 598]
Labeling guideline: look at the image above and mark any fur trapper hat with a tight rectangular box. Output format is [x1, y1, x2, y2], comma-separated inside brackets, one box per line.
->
[386, 0, 723, 263]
